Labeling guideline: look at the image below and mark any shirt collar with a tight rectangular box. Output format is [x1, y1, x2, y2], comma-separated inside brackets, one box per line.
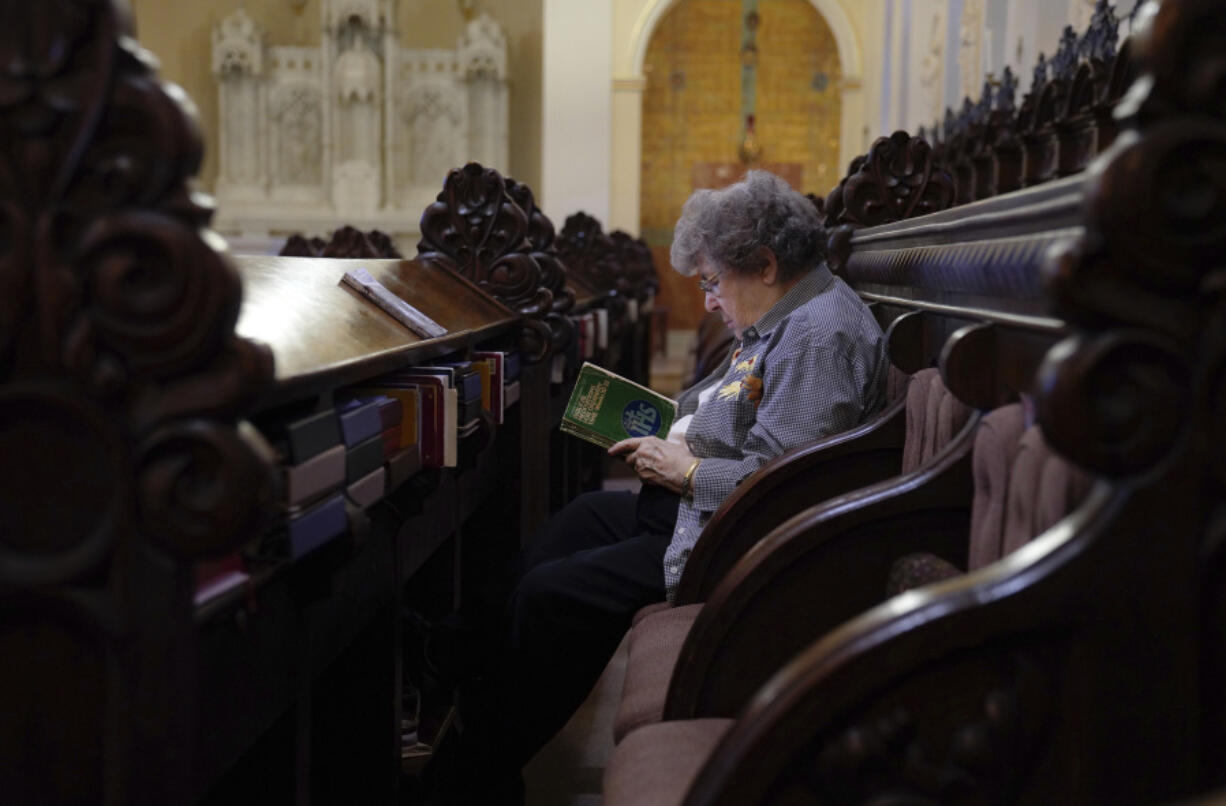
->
[741, 262, 834, 341]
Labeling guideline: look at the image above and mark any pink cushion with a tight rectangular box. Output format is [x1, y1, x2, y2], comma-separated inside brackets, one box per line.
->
[614, 603, 703, 743]
[902, 368, 973, 474]
[967, 404, 1027, 570]
[1001, 427, 1092, 557]
[632, 601, 671, 628]
[885, 364, 910, 404]
[902, 368, 940, 473]
[933, 387, 973, 460]
[604, 718, 735, 806]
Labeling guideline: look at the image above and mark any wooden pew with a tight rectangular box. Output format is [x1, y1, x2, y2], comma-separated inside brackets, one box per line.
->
[210, 200, 573, 801]
[0, 3, 275, 802]
[605, 0, 1226, 801]
[0, 6, 575, 802]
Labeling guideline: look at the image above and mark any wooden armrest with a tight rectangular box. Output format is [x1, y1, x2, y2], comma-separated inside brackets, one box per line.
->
[663, 412, 980, 722]
[680, 484, 1194, 805]
[674, 395, 908, 605]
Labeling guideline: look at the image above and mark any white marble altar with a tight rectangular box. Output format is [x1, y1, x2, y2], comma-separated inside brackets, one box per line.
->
[211, 1, 509, 254]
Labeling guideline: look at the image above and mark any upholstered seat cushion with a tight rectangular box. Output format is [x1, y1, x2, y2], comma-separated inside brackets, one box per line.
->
[614, 603, 704, 743]
[631, 600, 671, 628]
[901, 368, 973, 474]
[604, 718, 735, 806]
[966, 404, 1027, 570]
[885, 364, 911, 404]
[1002, 426, 1092, 556]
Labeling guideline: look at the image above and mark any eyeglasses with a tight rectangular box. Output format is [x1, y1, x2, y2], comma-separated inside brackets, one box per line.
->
[697, 270, 724, 295]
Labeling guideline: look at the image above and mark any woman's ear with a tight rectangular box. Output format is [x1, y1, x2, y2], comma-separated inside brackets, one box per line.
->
[759, 249, 780, 285]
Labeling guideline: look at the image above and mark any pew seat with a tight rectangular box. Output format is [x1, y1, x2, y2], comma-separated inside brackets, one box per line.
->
[606, 401, 1093, 804]
[890, 404, 1090, 594]
[613, 367, 973, 742]
[604, 719, 734, 806]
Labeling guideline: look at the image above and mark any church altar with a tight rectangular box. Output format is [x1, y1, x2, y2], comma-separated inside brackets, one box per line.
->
[210, 0, 509, 254]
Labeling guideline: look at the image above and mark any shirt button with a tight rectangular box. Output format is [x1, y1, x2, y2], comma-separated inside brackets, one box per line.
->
[678, 527, 687, 535]
[669, 565, 679, 574]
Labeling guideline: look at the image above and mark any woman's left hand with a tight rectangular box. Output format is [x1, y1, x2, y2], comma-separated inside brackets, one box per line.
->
[608, 437, 696, 494]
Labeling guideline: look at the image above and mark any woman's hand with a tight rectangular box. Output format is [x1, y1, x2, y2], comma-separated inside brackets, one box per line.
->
[609, 437, 696, 494]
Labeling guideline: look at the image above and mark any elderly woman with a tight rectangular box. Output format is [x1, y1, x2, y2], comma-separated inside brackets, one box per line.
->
[449, 170, 886, 805]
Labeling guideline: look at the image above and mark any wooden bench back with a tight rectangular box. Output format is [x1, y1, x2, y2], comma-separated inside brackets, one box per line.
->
[679, 1, 1226, 801]
[0, 3, 277, 802]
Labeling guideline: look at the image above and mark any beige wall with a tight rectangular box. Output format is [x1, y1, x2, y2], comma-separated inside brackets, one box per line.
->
[129, 0, 542, 195]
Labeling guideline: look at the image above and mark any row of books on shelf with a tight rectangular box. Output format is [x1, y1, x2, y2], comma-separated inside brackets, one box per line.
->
[195, 350, 522, 606]
[550, 309, 610, 383]
[576, 309, 608, 362]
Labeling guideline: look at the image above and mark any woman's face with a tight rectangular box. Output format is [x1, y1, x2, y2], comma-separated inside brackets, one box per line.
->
[697, 257, 774, 339]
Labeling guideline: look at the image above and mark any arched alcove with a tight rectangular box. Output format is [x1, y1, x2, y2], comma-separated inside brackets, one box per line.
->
[607, 0, 866, 253]
[637, 0, 844, 331]
[630, 0, 860, 80]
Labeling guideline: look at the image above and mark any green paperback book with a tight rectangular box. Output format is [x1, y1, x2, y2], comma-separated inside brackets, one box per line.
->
[560, 362, 677, 449]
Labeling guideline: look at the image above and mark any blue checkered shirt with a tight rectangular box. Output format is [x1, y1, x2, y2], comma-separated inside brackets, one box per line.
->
[663, 263, 887, 601]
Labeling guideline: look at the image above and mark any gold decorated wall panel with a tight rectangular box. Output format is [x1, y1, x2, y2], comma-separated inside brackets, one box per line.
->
[642, 0, 842, 331]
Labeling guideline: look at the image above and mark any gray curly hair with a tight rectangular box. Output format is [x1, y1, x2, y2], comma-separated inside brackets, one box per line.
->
[670, 170, 825, 281]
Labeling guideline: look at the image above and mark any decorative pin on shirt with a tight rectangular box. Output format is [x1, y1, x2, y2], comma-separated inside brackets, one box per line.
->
[742, 374, 763, 407]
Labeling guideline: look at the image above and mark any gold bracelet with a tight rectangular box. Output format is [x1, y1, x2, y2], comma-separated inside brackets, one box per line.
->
[681, 459, 701, 499]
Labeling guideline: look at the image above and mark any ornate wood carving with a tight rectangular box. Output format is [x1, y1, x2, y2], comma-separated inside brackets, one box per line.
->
[676, 2, 1226, 802]
[0, 1, 276, 802]
[417, 162, 553, 361]
[1038, 0, 1226, 479]
[820, 154, 866, 231]
[555, 211, 625, 298]
[320, 224, 380, 258]
[825, 133, 954, 274]
[841, 132, 955, 228]
[279, 227, 403, 257]
[366, 228, 402, 258]
[280, 232, 318, 256]
[504, 176, 574, 354]
[811, 650, 1052, 804]
[990, 68, 1024, 194]
[610, 230, 658, 302]
[913, 4, 1135, 203]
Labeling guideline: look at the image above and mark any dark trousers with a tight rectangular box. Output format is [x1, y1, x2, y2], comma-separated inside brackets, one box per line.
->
[462, 486, 678, 779]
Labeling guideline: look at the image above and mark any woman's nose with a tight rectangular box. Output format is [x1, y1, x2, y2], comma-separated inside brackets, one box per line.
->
[704, 292, 720, 312]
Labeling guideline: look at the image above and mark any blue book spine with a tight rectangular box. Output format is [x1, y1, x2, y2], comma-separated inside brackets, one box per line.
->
[504, 353, 521, 382]
[287, 495, 348, 559]
[337, 398, 384, 446]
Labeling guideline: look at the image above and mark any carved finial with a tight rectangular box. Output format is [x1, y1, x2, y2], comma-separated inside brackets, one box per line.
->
[418, 163, 553, 361]
[959, 96, 975, 132]
[975, 79, 994, 120]
[1085, 0, 1120, 63]
[997, 66, 1018, 112]
[1032, 52, 1048, 93]
[1052, 25, 1080, 79]
[944, 106, 956, 138]
[839, 131, 955, 227]
[918, 124, 928, 142]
